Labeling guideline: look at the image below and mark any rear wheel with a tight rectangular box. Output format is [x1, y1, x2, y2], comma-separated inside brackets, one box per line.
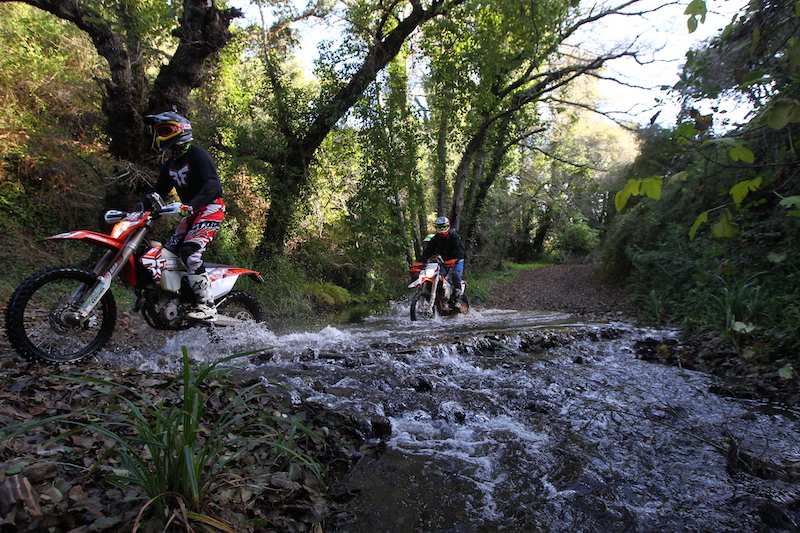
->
[4, 267, 117, 363]
[410, 290, 434, 321]
[216, 291, 264, 322]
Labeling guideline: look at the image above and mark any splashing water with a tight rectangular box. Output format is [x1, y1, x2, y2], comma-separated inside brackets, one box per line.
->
[99, 304, 800, 532]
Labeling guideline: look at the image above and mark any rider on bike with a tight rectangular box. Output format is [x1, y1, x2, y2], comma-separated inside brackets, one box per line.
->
[139, 110, 225, 320]
[419, 216, 466, 302]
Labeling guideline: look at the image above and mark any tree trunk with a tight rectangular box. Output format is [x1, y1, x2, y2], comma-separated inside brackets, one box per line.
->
[13, 0, 241, 164]
[257, 150, 312, 260]
[435, 113, 449, 217]
[531, 204, 553, 257]
[147, 1, 242, 114]
[255, 0, 459, 259]
[450, 117, 492, 230]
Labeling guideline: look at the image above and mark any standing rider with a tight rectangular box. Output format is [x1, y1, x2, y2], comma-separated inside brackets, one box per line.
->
[140, 111, 225, 320]
[419, 216, 466, 302]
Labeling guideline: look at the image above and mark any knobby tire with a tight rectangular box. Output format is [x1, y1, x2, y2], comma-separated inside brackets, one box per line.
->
[4, 266, 117, 364]
[216, 290, 265, 322]
[410, 290, 434, 321]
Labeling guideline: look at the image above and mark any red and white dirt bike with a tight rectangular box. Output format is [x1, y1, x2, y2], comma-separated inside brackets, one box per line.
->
[4, 192, 264, 364]
[408, 255, 468, 321]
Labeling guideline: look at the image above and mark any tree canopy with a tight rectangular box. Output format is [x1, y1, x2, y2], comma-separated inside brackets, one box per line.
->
[0, 0, 683, 293]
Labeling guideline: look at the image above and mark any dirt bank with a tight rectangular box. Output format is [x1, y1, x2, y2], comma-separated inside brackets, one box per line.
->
[482, 263, 634, 317]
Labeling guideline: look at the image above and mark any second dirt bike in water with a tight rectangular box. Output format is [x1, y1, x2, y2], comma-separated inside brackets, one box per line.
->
[4, 192, 264, 364]
[408, 255, 469, 320]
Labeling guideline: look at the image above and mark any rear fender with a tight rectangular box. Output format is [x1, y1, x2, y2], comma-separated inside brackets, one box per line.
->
[205, 265, 264, 299]
[205, 264, 263, 283]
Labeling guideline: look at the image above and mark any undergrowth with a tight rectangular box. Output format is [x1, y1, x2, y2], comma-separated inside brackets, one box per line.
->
[1, 349, 324, 532]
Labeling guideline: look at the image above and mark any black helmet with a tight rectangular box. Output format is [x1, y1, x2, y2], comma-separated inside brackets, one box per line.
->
[144, 111, 193, 152]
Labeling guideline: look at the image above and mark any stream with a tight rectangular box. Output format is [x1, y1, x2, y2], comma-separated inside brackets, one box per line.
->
[101, 303, 800, 533]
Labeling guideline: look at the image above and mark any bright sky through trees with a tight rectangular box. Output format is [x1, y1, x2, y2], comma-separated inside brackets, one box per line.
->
[582, 0, 749, 127]
[229, 0, 748, 128]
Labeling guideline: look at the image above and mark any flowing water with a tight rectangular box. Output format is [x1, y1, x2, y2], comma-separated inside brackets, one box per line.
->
[101, 304, 800, 533]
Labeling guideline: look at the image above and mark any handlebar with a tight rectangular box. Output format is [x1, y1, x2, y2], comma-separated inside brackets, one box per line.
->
[409, 255, 457, 274]
[103, 201, 185, 224]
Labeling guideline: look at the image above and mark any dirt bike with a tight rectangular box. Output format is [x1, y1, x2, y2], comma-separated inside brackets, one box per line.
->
[408, 255, 468, 321]
[4, 192, 265, 364]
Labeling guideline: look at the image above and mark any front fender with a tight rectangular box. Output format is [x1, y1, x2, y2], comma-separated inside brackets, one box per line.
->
[409, 276, 435, 289]
[47, 231, 140, 286]
[47, 230, 123, 251]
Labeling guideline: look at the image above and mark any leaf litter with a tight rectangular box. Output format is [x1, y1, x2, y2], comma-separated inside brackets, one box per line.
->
[0, 359, 371, 532]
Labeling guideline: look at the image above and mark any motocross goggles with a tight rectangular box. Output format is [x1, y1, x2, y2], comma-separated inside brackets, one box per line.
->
[436, 224, 450, 233]
[153, 122, 190, 149]
[155, 122, 188, 139]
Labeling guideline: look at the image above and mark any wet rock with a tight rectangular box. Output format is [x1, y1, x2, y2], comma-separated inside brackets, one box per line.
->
[20, 462, 58, 483]
[249, 350, 274, 364]
[444, 524, 477, 533]
[330, 487, 361, 503]
[438, 401, 467, 424]
[358, 416, 392, 439]
[520, 334, 545, 352]
[756, 499, 800, 531]
[409, 376, 433, 392]
[270, 472, 302, 491]
[0, 475, 42, 517]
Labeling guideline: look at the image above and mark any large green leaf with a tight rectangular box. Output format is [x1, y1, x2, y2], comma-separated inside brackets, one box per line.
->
[729, 144, 755, 163]
[767, 100, 800, 130]
[639, 177, 662, 200]
[689, 210, 709, 240]
[729, 177, 762, 205]
[615, 179, 640, 212]
[711, 209, 739, 238]
[779, 195, 800, 208]
[666, 171, 689, 185]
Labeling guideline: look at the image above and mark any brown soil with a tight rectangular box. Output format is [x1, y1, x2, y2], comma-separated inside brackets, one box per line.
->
[482, 263, 634, 317]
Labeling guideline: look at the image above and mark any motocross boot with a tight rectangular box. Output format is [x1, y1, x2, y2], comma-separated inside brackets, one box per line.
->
[450, 273, 463, 305]
[186, 272, 217, 320]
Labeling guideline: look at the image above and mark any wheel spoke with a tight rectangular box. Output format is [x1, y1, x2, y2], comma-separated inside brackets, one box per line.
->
[5, 267, 116, 363]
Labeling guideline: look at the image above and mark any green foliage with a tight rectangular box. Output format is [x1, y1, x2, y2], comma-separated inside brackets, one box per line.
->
[631, 285, 670, 325]
[684, 0, 707, 33]
[700, 273, 766, 350]
[304, 281, 352, 308]
[602, 118, 800, 365]
[545, 213, 601, 262]
[600, 0, 800, 375]
[0, 4, 105, 133]
[1, 349, 323, 531]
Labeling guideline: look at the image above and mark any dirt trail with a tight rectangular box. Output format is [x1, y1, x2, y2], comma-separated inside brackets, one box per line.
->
[483, 263, 634, 317]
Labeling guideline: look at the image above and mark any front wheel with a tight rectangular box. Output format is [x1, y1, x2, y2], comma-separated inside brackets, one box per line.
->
[4, 267, 117, 364]
[410, 290, 434, 321]
[216, 291, 265, 322]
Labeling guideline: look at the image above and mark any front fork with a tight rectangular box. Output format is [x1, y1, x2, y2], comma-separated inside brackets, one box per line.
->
[65, 227, 149, 325]
[426, 278, 439, 312]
